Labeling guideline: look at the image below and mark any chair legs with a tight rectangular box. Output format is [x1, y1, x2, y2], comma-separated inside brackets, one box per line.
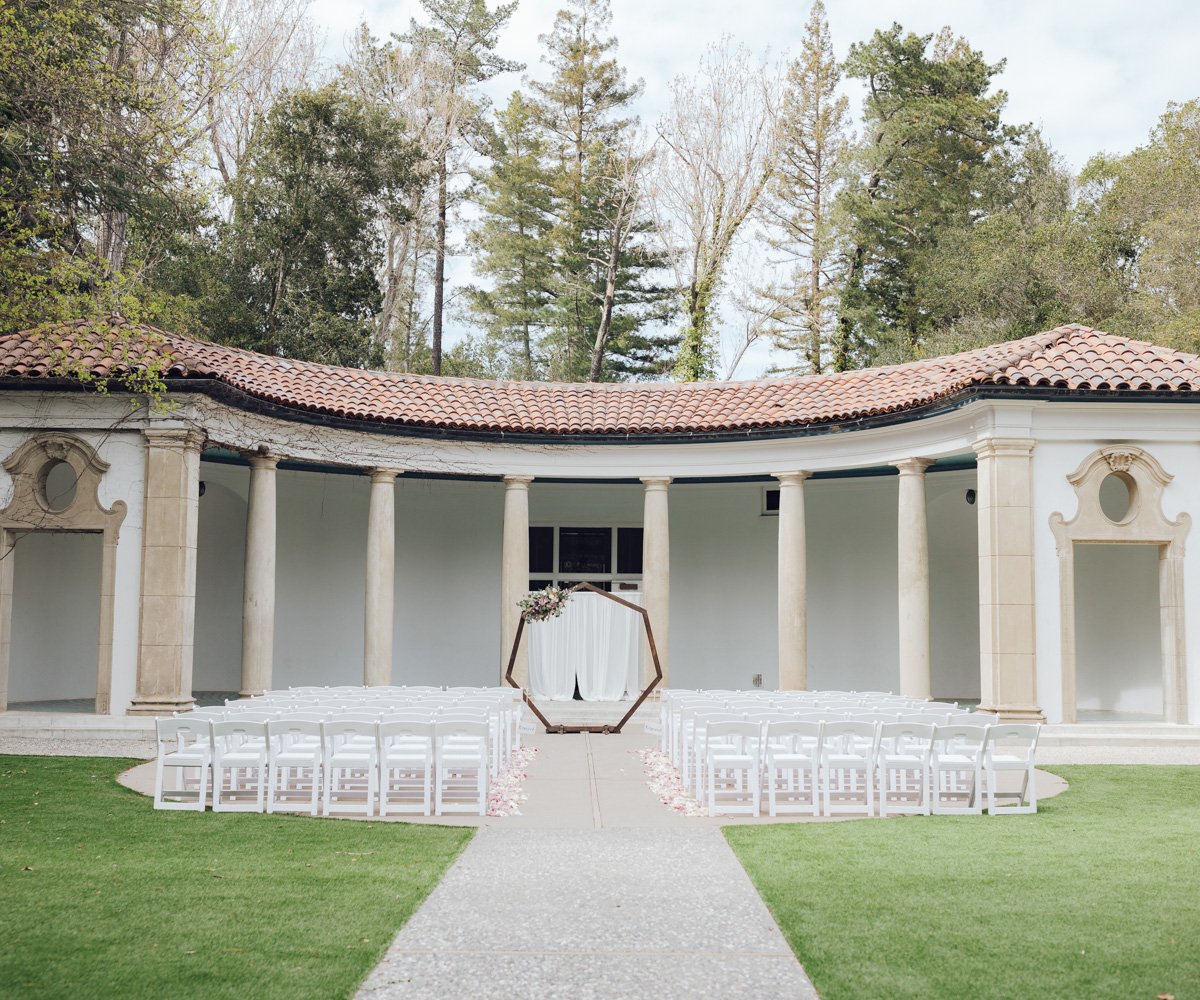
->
[986, 763, 1037, 815]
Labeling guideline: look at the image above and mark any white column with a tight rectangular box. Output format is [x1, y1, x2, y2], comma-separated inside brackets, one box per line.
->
[240, 453, 278, 697]
[364, 468, 399, 686]
[895, 458, 933, 699]
[641, 477, 671, 687]
[774, 471, 810, 691]
[501, 475, 533, 687]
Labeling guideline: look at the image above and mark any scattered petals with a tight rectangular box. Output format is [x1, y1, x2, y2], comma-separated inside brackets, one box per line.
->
[487, 746, 539, 817]
[632, 748, 707, 817]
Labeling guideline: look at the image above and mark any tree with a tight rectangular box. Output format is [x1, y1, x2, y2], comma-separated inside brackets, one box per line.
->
[467, 92, 558, 379]
[756, 0, 850, 374]
[836, 25, 1019, 365]
[205, 0, 322, 189]
[397, 0, 522, 375]
[651, 40, 780, 381]
[1081, 100, 1200, 349]
[0, 0, 216, 333]
[528, 0, 671, 382]
[205, 85, 424, 367]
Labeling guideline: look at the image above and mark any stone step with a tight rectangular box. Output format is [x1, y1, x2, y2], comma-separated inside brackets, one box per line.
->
[1039, 724, 1200, 748]
[0, 712, 155, 741]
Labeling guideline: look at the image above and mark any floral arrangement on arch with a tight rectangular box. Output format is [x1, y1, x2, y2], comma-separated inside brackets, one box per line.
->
[519, 584, 572, 622]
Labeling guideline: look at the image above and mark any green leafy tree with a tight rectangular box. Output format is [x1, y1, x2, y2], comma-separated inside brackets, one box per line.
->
[526, 0, 671, 381]
[397, 0, 522, 375]
[836, 25, 1019, 364]
[0, 0, 215, 333]
[467, 93, 558, 379]
[204, 85, 424, 367]
[757, 0, 851, 373]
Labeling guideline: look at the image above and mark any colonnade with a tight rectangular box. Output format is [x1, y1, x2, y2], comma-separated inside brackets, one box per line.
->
[129, 433, 1043, 721]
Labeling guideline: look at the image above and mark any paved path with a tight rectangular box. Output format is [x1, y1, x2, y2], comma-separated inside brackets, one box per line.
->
[356, 730, 817, 999]
[357, 826, 816, 1000]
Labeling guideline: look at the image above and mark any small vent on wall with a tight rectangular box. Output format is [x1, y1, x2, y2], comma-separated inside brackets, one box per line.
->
[762, 488, 780, 516]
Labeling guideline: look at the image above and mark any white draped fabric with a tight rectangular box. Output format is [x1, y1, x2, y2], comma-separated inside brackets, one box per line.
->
[528, 591, 642, 701]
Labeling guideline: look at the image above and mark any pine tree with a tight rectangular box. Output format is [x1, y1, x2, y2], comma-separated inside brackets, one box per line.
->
[526, 0, 671, 381]
[758, 0, 850, 374]
[467, 92, 557, 379]
[397, 0, 521, 375]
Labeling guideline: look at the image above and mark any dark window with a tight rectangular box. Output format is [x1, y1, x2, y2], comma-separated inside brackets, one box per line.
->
[617, 527, 643, 575]
[558, 527, 611, 574]
[529, 579, 554, 591]
[529, 526, 554, 573]
[763, 489, 780, 513]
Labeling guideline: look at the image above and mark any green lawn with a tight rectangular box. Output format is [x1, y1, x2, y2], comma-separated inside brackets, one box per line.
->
[0, 755, 472, 999]
[726, 766, 1200, 1000]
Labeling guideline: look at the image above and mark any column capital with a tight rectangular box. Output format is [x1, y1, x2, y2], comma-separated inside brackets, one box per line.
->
[368, 467, 402, 483]
[242, 450, 280, 471]
[144, 427, 206, 453]
[973, 437, 1036, 461]
[893, 457, 935, 475]
[503, 474, 534, 489]
[771, 470, 811, 485]
[640, 476, 672, 489]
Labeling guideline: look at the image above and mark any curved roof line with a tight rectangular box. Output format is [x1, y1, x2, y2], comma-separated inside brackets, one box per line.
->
[2, 318, 1199, 439]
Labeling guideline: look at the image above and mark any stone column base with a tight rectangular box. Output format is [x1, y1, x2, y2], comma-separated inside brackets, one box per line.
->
[127, 696, 195, 716]
[979, 702, 1046, 723]
[238, 687, 263, 699]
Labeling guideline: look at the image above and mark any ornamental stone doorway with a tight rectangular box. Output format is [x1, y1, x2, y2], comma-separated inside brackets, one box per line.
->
[1051, 446, 1190, 724]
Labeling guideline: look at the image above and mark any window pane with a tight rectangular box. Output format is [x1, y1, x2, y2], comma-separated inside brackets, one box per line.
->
[558, 527, 611, 575]
[764, 488, 780, 513]
[617, 527, 643, 575]
[529, 579, 554, 591]
[529, 526, 553, 573]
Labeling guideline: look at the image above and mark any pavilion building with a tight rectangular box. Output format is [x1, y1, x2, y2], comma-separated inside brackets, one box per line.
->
[0, 318, 1195, 725]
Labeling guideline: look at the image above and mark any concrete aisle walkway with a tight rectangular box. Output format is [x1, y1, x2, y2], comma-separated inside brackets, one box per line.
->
[358, 733, 818, 1000]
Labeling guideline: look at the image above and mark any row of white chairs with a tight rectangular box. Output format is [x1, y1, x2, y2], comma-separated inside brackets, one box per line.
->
[181, 685, 528, 779]
[700, 718, 1039, 818]
[154, 715, 494, 817]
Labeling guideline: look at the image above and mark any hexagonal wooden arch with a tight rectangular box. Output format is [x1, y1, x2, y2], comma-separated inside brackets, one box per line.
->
[505, 582, 663, 734]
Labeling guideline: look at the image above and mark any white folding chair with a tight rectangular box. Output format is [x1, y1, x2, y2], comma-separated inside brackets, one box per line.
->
[378, 720, 435, 817]
[931, 724, 987, 815]
[763, 720, 822, 817]
[267, 719, 323, 815]
[435, 720, 489, 816]
[153, 717, 212, 811]
[322, 720, 378, 816]
[877, 722, 934, 816]
[820, 720, 878, 817]
[705, 720, 762, 816]
[211, 719, 269, 812]
[983, 724, 1040, 815]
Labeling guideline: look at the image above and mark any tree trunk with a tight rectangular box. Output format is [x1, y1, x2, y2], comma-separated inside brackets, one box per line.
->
[432, 155, 447, 375]
[588, 225, 623, 382]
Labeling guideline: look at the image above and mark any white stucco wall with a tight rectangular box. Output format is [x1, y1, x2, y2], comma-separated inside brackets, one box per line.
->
[1074, 544, 1163, 716]
[9, 532, 102, 701]
[189, 468, 979, 698]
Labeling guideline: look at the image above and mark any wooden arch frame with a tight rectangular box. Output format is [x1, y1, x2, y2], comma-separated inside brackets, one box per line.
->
[0, 433, 127, 713]
[1050, 445, 1190, 723]
[505, 582, 663, 734]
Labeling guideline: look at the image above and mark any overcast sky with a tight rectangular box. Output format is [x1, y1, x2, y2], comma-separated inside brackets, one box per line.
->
[306, 0, 1200, 374]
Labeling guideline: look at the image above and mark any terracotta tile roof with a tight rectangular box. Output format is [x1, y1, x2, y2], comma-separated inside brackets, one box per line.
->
[2, 318, 1198, 438]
